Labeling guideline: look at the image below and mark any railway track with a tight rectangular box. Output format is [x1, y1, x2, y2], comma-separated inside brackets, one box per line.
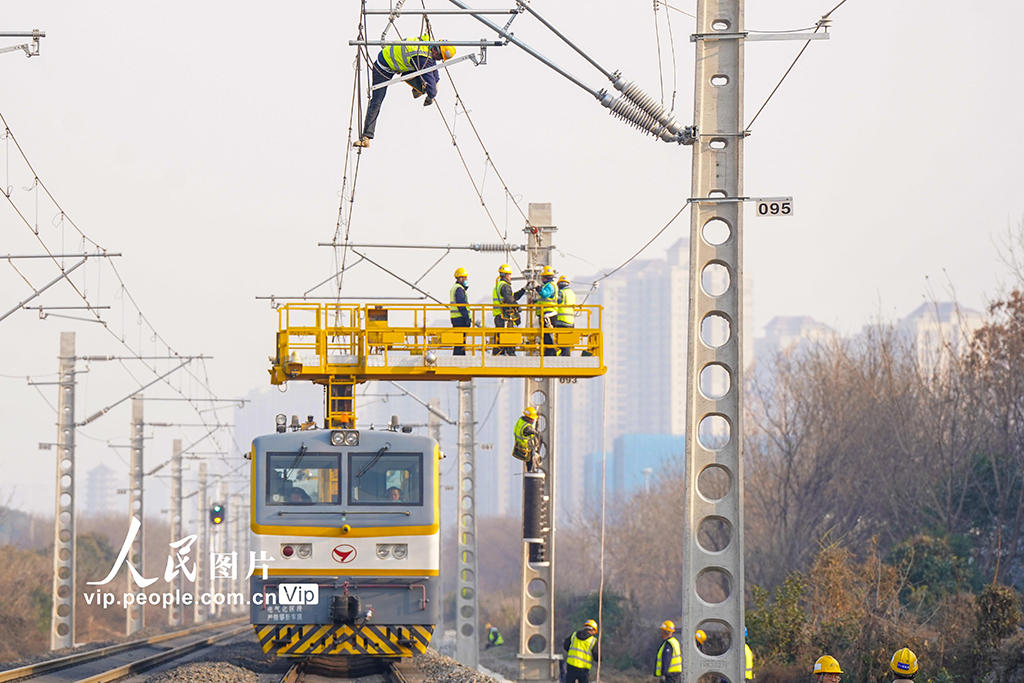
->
[0, 619, 250, 683]
[280, 657, 424, 683]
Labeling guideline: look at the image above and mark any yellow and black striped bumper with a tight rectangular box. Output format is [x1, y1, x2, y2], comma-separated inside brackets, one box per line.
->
[254, 623, 434, 656]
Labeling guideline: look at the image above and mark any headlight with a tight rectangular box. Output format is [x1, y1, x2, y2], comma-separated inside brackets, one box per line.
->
[331, 431, 345, 446]
[392, 544, 408, 560]
[330, 430, 359, 446]
[376, 544, 391, 559]
[296, 544, 312, 559]
[343, 431, 359, 446]
[276, 414, 287, 433]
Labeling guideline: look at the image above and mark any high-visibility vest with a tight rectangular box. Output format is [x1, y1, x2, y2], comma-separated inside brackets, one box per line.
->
[382, 35, 432, 73]
[556, 286, 576, 325]
[539, 280, 557, 318]
[745, 644, 753, 679]
[450, 282, 467, 319]
[567, 632, 597, 670]
[656, 637, 682, 676]
[513, 417, 533, 450]
[489, 627, 504, 645]
[493, 278, 508, 317]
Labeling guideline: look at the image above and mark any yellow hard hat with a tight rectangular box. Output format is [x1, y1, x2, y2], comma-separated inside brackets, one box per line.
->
[813, 655, 843, 675]
[541, 265, 555, 277]
[499, 264, 513, 275]
[584, 619, 598, 632]
[486, 623, 492, 630]
[439, 43, 456, 61]
[558, 276, 570, 285]
[890, 648, 918, 676]
[454, 267, 468, 278]
[523, 406, 537, 420]
[660, 620, 675, 633]
[695, 629, 707, 645]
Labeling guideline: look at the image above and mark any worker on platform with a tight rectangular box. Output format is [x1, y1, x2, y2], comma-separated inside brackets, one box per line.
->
[889, 648, 918, 683]
[485, 623, 505, 649]
[563, 619, 600, 683]
[353, 35, 456, 148]
[450, 267, 471, 356]
[812, 655, 843, 683]
[654, 620, 682, 683]
[537, 266, 559, 356]
[553, 275, 576, 356]
[492, 264, 526, 356]
[745, 628, 754, 681]
[513, 406, 540, 471]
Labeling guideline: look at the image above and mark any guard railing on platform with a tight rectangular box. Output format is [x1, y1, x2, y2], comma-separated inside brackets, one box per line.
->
[269, 303, 605, 383]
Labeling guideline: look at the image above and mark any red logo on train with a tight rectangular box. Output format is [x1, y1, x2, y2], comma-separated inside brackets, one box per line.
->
[332, 544, 357, 564]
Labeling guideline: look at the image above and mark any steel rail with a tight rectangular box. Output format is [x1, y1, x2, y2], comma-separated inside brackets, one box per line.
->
[0, 618, 247, 683]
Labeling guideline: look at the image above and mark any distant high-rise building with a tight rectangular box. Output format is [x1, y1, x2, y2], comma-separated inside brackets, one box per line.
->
[754, 315, 838, 367]
[897, 302, 984, 371]
[85, 464, 118, 516]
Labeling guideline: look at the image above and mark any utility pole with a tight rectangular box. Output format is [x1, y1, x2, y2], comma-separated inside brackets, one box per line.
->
[126, 397, 145, 635]
[455, 380, 479, 669]
[518, 203, 558, 683]
[682, 1, 745, 682]
[50, 332, 75, 650]
[231, 493, 244, 614]
[169, 439, 183, 627]
[194, 463, 208, 623]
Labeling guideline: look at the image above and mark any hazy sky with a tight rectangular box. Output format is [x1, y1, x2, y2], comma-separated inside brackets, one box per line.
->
[2, 0, 1023, 515]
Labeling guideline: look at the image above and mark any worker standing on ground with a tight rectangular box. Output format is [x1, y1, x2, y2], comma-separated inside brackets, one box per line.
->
[450, 267, 471, 356]
[812, 656, 843, 683]
[513, 406, 540, 470]
[492, 264, 526, 356]
[745, 628, 754, 681]
[695, 628, 707, 652]
[563, 619, 599, 683]
[537, 266, 559, 356]
[553, 275, 576, 356]
[889, 648, 918, 683]
[654, 620, 682, 683]
[353, 35, 455, 148]
[484, 623, 504, 649]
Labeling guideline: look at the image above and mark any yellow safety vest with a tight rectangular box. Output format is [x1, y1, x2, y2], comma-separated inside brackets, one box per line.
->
[656, 637, 682, 676]
[382, 35, 432, 73]
[493, 278, 509, 317]
[566, 632, 596, 670]
[556, 286, 576, 325]
[745, 644, 753, 679]
[450, 282, 467, 319]
[513, 417, 533, 450]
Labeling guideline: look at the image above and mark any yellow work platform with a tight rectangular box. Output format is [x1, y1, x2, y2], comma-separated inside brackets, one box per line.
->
[269, 302, 606, 384]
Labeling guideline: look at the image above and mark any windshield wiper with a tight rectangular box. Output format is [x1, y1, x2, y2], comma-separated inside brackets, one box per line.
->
[355, 443, 391, 479]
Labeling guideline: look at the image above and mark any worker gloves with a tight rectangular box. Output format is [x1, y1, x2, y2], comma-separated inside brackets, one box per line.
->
[423, 96, 434, 107]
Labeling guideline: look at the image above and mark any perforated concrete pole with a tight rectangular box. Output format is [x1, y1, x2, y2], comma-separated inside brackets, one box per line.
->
[194, 463, 208, 623]
[169, 439, 183, 626]
[126, 396, 145, 635]
[455, 380, 480, 668]
[682, 1, 746, 682]
[518, 203, 558, 682]
[50, 331, 76, 650]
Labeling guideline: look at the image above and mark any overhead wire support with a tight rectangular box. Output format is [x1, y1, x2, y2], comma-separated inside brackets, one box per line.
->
[317, 242, 526, 251]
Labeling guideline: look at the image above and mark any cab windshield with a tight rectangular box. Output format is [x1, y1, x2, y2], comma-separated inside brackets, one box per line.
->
[348, 453, 423, 506]
[267, 453, 340, 505]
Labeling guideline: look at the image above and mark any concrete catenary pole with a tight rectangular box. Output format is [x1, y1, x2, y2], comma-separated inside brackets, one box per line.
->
[126, 396, 145, 635]
[50, 331, 76, 650]
[194, 462, 208, 623]
[169, 439, 183, 626]
[518, 202, 558, 682]
[682, 1, 746, 682]
[455, 380, 479, 668]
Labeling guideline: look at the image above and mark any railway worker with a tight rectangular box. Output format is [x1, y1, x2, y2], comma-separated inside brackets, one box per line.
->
[386, 486, 403, 502]
[563, 619, 600, 683]
[537, 266, 559, 356]
[745, 628, 754, 681]
[889, 647, 918, 683]
[492, 264, 527, 356]
[353, 35, 455, 148]
[812, 655, 843, 683]
[553, 275, 576, 356]
[485, 623, 505, 649]
[695, 628, 707, 652]
[450, 267, 471, 356]
[654, 620, 682, 683]
[513, 406, 540, 470]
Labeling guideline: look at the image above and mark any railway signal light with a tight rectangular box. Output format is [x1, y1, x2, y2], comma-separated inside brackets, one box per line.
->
[210, 503, 224, 525]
